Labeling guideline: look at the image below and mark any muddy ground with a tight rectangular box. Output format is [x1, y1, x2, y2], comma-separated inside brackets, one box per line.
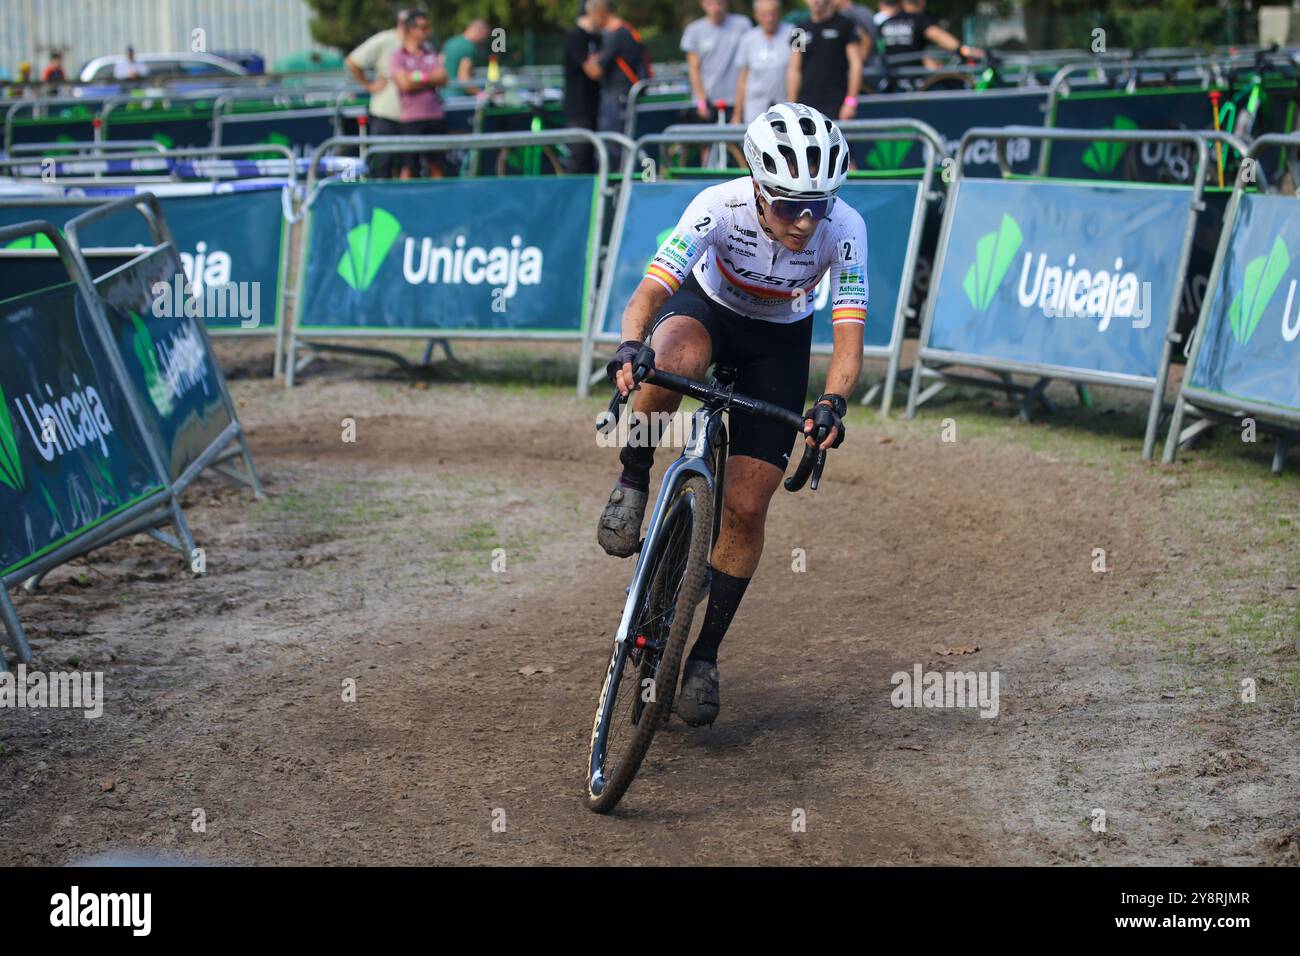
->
[1, 340, 1297, 865]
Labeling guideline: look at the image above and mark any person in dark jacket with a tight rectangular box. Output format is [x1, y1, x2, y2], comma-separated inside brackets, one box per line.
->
[582, 0, 652, 156]
[563, 2, 603, 174]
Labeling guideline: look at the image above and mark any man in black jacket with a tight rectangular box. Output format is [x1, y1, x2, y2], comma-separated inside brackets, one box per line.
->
[563, 2, 603, 173]
[583, 0, 652, 157]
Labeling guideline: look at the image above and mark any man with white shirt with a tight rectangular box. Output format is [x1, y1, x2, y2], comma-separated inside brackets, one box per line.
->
[682, 0, 752, 121]
[732, 0, 796, 124]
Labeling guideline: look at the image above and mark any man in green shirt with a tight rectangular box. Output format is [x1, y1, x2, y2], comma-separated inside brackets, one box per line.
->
[441, 19, 490, 96]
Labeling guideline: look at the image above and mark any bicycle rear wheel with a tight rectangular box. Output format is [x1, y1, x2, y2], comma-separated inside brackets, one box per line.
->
[585, 473, 713, 813]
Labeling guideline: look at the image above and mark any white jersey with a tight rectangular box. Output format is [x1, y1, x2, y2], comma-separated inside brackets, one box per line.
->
[645, 177, 869, 326]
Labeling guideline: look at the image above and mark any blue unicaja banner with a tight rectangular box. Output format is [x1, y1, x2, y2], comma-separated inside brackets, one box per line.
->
[297, 178, 598, 333]
[0, 282, 165, 579]
[217, 111, 339, 153]
[1188, 194, 1300, 413]
[94, 246, 234, 483]
[927, 178, 1194, 379]
[853, 90, 1048, 175]
[0, 187, 286, 333]
[601, 179, 916, 350]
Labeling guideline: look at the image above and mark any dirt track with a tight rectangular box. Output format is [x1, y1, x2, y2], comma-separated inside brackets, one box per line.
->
[1, 344, 1298, 866]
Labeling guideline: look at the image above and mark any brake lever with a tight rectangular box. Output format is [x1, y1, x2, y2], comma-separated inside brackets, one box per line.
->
[596, 345, 656, 433]
[784, 422, 830, 492]
[598, 389, 624, 433]
[809, 448, 827, 491]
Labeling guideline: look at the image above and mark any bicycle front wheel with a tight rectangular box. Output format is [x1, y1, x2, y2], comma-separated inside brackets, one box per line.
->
[585, 473, 713, 813]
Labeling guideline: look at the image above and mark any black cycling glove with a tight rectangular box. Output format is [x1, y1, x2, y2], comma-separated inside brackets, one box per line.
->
[802, 395, 846, 448]
[606, 340, 644, 383]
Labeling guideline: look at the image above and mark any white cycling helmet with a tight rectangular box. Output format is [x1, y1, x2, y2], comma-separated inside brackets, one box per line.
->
[743, 102, 849, 199]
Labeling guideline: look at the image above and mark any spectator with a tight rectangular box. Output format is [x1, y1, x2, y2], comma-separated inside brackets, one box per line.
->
[787, 0, 866, 122]
[563, 1, 603, 174]
[878, 0, 981, 70]
[347, 11, 407, 179]
[682, 0, 752, 122]
[582, 0, 651, 152]
[835, 0, 879, 54]
[42, 52, 66, 85]
[113, 47, 150, 81]
[732, 0, 794, 124]
[390, 9, 448, 179]
[442, 19, 489, 96]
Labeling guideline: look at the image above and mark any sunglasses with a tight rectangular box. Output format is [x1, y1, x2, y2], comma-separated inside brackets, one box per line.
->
[757, 185, 835, 223]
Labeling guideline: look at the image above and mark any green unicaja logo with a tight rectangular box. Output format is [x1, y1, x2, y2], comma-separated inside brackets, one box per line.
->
[1082, 115, 1137, 175]
[4, 233, 55, 250]
[1228, 236, 1291, 346]
[963, 214, 1023, 312]
[130, 311, 174, 417]
[866, 139, 911, 172]
[338, 207, 402, 291]
[0, 383, 25, 491]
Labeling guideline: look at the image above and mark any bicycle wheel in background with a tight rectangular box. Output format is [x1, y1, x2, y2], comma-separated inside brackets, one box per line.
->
[585, 473, 714, 814]
[495, 143, 565, 176]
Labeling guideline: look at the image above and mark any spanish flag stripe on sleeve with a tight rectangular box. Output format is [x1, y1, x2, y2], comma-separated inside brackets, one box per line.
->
[831, 307, 867, 325]
[646, 264, 681, 293]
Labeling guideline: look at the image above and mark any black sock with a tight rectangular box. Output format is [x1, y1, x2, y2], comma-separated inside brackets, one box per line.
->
[687, 566, 750, 665]
[618, 443, 655, 492]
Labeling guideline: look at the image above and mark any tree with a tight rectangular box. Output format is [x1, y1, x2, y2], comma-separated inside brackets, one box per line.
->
[304, 0, 404, 53]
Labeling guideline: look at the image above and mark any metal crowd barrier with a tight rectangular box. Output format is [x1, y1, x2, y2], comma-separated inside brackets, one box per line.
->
[65, 193, 264, 499]
[1164, 132, 1300, 473]
[0, 143, 299, 376]
[291, 130, 612, 391]
[0, 218, 198, 669]
[906, 125, 1233, 459]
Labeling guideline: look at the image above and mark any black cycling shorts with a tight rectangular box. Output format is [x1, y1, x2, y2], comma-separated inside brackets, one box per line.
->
[651, 272, 812, 470]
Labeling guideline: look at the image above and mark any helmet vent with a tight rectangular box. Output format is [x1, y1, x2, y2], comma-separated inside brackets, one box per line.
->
[827, 144, 840, 177]
[777, 144, 799, 177]
[798, 117, 817, 136]
[762, 151, 778, 175]
[807, 146, 822, 177]
[770, 119, 786, 133]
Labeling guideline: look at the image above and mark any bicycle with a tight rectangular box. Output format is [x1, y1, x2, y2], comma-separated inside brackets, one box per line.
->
[584, 345, 830, 814]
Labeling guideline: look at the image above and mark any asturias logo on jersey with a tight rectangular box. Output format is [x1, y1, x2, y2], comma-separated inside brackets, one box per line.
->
[963, 214, 1023, 312]
[1228, 236, 1291, 346]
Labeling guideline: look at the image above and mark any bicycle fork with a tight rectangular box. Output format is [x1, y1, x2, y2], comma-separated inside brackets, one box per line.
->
[611, 406, 717, 648]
